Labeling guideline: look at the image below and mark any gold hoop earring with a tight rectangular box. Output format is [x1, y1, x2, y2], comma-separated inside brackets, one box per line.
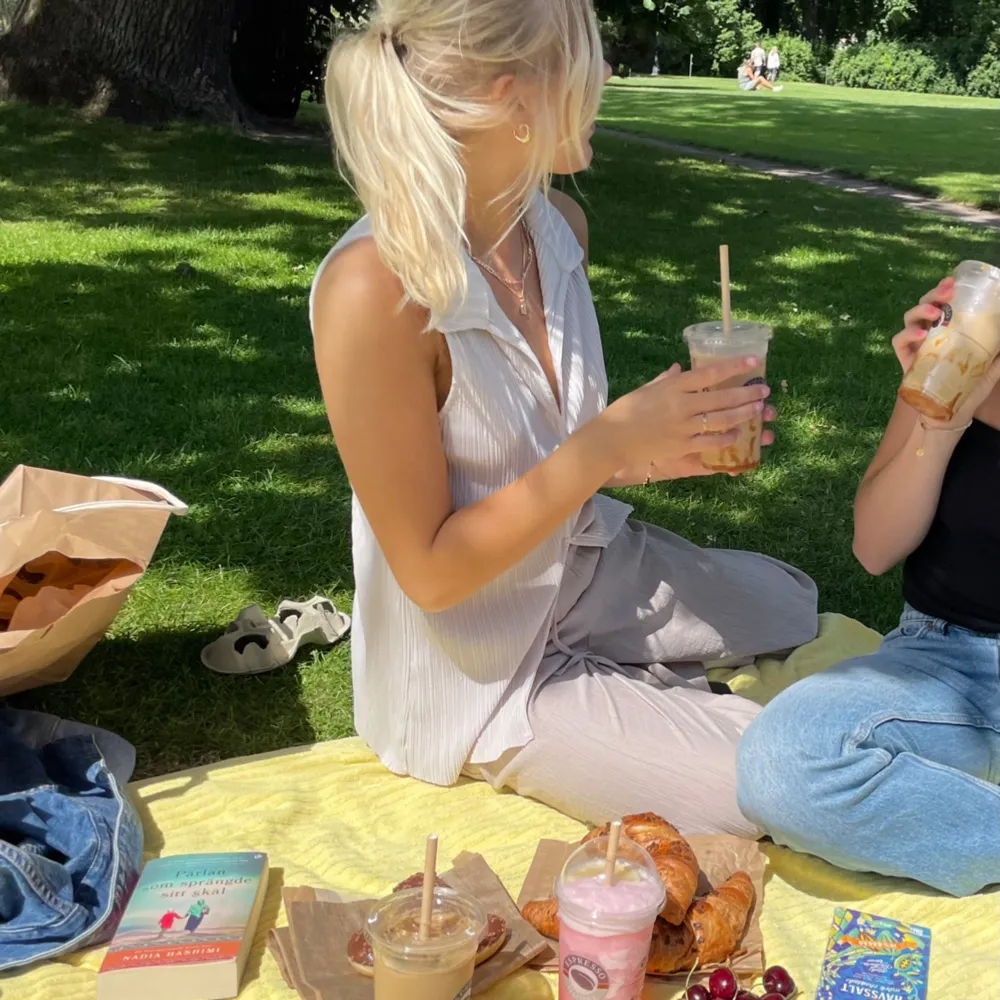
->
[514, 123, 531, 144]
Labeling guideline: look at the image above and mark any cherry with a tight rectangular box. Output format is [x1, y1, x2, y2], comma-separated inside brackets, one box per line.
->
[760, 994, 785, 1000]
[763, 965, 796, 998]
[709, 968, 739, 1000]
[685, 987, 712, 1000]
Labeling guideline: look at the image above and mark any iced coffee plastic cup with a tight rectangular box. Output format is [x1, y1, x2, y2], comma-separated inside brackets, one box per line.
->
[898, 260, 1000, 422]
[684, 321, 773, 472]
[367, 886, 485, 1000]
[555, 832, 665, 1000]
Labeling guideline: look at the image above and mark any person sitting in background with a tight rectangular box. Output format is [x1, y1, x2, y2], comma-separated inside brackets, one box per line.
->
[738, 59, 781, 92]
[766, 46, 780, 83]
[738, 276, 1000, 898]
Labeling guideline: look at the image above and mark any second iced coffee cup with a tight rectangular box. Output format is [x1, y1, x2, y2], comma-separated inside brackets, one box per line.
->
[684, 320, 773, 472]
[555, 832, 665, 1000]
[367, 886, 485, 1000]
[898, 259, 1000, 422]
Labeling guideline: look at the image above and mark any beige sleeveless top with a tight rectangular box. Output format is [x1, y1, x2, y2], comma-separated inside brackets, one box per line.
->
[310, 192, 632, 785]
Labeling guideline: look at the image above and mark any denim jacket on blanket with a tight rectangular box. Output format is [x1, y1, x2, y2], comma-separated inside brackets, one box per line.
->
[0, 708, 143, 971]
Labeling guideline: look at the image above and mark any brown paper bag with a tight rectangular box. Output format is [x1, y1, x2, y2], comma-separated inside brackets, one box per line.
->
[450, 852, 549, 992]
[268, 927, 304, 994]
[516, 835, 767, 990]
[283, 853, 548, 999]
[269, 886, 385, 998]
[0, 466, 187, 695]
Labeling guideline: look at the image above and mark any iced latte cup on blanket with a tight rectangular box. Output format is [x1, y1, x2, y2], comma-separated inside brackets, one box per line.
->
[368, 887, 485, 1000]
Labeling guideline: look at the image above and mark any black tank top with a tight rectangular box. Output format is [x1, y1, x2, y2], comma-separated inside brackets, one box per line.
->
[902, 418, 1000, 632]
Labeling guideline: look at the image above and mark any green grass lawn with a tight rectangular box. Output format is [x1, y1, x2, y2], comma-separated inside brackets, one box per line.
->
[1, 102, 998, 778]
[600, 76, 1000, 209]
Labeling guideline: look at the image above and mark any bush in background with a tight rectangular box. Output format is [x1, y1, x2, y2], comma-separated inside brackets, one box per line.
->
[826, 40, 964, 95]
[966, 51, 1000, 97]
[761, 31, 824, 82]
[706, 0, 763, 75]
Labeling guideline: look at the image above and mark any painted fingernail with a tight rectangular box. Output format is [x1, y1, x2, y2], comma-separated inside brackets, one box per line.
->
[746, 356, 759, 367]
[761, 385, 771, 397]
[755, 401, 764, 412]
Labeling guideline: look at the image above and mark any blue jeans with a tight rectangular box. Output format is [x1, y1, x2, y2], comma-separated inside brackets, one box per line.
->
[0, 709, 143, 970]
[737, 606, 1000, 896]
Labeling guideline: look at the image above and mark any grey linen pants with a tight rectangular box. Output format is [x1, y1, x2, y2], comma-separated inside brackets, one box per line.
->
[473, 519, 818, 837]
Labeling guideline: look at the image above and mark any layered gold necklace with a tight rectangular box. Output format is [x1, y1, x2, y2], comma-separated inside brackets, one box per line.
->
[470, 219, 534, 316]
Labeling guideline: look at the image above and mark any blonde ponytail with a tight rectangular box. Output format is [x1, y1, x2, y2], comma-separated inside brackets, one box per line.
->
[324, 0, 604, 330]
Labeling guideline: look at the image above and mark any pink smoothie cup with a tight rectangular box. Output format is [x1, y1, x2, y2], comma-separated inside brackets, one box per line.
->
[555, 831, 665, 1000]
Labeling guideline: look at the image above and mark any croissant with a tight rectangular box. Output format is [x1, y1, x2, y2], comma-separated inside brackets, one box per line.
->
[0, 552, 124, 632]
[520, 873, 754, 974]
[646, 918, 696, 975]
[686, 871, 755, 966]
[519, 811, 755, 975]
[583, 812, 699, 925]
[520, 897, 559, 938]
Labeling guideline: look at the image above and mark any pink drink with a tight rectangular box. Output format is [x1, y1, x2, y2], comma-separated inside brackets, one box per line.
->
[555, 833, 665, 1000]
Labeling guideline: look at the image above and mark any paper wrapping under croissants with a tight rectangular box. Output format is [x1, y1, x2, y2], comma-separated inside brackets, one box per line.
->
[520, 813, 756, 974]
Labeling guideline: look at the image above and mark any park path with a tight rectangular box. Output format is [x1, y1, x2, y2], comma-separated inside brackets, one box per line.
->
[599, 127, 1000, 233]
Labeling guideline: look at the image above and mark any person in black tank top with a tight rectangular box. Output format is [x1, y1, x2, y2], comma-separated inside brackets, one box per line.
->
[903, 418, 1000, 632]
[737, 273, 1000, 898]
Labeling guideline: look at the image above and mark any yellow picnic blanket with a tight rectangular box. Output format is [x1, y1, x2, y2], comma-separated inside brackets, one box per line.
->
[707, 611, 882, 705]
[2, 614, 997, 999]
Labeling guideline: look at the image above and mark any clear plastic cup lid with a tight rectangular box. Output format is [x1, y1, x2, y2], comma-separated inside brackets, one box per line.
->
[956, 260, 1000, 283]
[954, 261, 1000, 309]
[555, 833, 665, 932]
[684, 321, 773, 350]
[367, 886, 485, 958]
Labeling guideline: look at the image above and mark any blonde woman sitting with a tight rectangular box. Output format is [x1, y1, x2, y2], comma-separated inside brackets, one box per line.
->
[311, 0, 816, 834]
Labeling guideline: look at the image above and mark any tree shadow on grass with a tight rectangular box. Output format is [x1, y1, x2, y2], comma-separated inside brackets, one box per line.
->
[9, 628, 340, 779]
[1, 105, 999, 774]
[1, 104, 358, 775]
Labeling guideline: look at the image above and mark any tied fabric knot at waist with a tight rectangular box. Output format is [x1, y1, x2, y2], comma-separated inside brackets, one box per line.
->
[544, 618, 715, 693]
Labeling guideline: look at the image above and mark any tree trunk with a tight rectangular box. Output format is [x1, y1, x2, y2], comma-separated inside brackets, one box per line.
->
[0, 0, 243, 123]
[231, 0, 311, 120]
[799, 0, 819, 41]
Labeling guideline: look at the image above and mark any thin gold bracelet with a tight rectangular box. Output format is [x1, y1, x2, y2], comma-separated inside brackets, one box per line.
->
[915, 417, 972, 457]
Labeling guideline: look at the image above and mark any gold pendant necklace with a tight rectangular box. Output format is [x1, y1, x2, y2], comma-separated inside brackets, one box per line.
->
[470, 219, 534, 315]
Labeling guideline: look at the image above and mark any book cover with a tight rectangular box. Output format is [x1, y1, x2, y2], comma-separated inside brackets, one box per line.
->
[100, 852, 268, 974]
[815, 908, 931, 1000]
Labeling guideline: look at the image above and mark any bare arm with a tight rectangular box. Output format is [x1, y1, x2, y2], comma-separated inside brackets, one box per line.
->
[853, 398, 962, 575]
[314, 239, 768, 612]
[853, 281, 1000, 575]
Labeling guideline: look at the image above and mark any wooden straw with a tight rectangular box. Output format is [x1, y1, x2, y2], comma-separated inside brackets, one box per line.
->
[720, 244, 733, 338]
[604, 820, 623, 885]
[419, 834, 439, 942]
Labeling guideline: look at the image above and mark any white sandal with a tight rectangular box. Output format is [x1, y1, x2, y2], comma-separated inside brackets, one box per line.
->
[275, 596, 351, 645]
[201, 596, 350, 676]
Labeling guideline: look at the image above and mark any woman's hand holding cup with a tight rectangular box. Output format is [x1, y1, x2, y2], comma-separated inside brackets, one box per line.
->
[896, 276, 1000, 429]
[600, 356, 772, 481]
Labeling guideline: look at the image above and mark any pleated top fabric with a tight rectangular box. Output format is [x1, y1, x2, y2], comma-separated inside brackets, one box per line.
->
[310, 192, 632, 785]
